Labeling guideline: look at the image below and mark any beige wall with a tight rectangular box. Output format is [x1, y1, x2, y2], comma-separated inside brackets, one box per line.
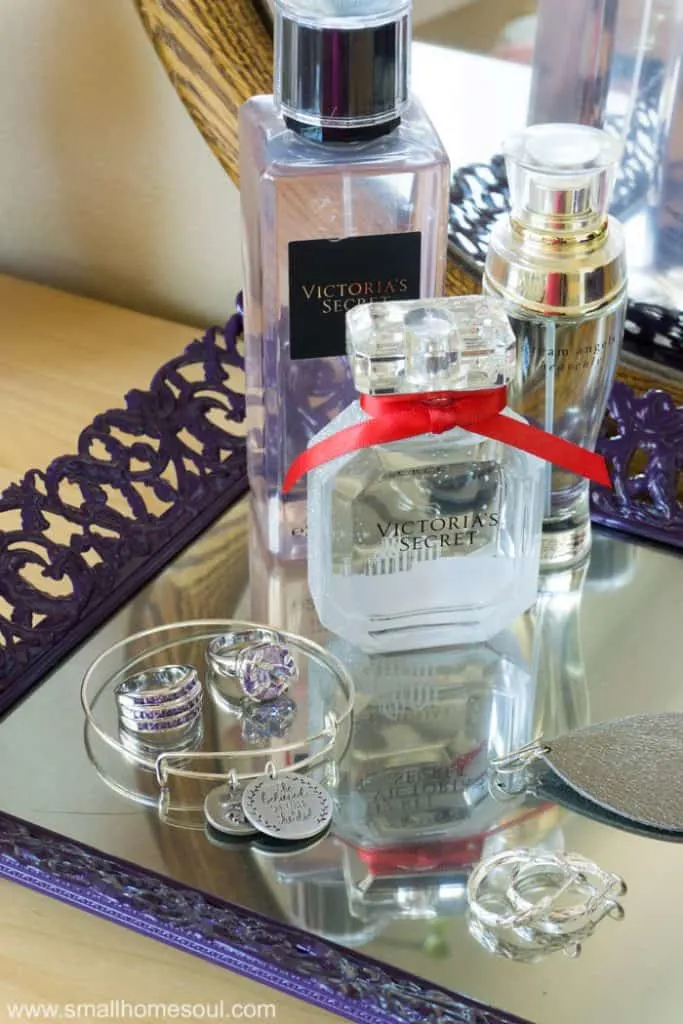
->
[0, 0, 242, 327]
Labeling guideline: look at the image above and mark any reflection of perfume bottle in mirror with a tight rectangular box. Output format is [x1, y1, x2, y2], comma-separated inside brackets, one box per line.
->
[326, 632, 541, 929]
[240, 0, 450, 561]
[531, 557, 592, 743]
[329, 632, 535, 852]
[251, 836, 384, 947]
[306, 296, 545, 652]
[484, 124, 627, 570]
[248, 503, 328, 645]
[584, 530, 638, 592]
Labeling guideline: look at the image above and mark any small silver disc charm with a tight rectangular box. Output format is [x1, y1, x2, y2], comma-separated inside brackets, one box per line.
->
[242, 775, 333, 842]
[204, 785, 259, 837]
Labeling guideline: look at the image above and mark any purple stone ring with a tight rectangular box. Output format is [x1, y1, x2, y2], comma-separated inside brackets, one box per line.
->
[206, 631, 299, 704]
[114, 664, 203, 740]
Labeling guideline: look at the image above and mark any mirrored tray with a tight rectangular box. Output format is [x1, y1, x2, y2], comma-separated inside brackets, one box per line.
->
[1, 492, 682, 1024]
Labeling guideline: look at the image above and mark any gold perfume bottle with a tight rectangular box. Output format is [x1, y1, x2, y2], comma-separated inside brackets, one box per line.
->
[484, 123, 627, 568]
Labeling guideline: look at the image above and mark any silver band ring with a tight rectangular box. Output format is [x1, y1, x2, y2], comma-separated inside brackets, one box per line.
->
[468, 850, 569, 929]
[505, 854, 626, 933]
[115, 665, 203, 739]
[468, 849, 626, 940]
[115, 665, 199, 708]
[118, 681, 202, 719]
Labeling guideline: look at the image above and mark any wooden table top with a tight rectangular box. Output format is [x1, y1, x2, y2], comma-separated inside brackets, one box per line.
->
[0, 275, 337, 1023]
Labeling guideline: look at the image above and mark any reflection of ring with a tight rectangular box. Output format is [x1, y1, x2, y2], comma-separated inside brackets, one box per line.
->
[241, 697, 298, 744]
[119, 719, 203, 757]
[206, 631, 298, 703]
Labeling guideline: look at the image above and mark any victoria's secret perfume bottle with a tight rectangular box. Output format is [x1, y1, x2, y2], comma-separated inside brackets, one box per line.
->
[240, 0, 450, 561]
[484, 124, 627, 569]
[306, 296, 545, 652]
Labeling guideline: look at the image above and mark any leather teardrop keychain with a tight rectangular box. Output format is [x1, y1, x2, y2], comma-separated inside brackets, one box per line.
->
[490, 713, 683, 841]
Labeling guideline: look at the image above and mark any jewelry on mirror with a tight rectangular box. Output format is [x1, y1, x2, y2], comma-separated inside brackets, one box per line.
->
[82, 621, 355, 821]
[114, 665, 203, 741]
[242, 763, 334, 843]
[488, 740, 549, 802]
[207, 629, 298, 703]
[115, 664, 201, 707]
[204, 770, 259, 838]
[467, 849, 626, 962]
[489, 714, 683, 841]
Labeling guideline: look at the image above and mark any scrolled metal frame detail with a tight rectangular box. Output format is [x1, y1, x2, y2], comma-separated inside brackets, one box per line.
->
[592, 382, 683, 548]
[0, 311, 247, 715]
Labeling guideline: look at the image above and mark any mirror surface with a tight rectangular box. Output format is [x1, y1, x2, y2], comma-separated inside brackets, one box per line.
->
[2, 495, 682, 1024]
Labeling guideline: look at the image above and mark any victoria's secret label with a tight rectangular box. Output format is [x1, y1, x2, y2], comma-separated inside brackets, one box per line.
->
[377, 512, 500, 552]
[288, 232, 422, 361]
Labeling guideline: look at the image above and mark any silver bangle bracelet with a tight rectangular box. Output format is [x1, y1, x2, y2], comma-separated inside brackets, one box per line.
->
[82, 620, 355, 787]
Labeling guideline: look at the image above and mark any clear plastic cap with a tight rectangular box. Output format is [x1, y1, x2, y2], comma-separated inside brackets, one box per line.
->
[503, 123, 623, 230]
[346, 296, 516, 396]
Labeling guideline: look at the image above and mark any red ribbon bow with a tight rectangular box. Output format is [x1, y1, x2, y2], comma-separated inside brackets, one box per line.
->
[283, 386, 612, 494]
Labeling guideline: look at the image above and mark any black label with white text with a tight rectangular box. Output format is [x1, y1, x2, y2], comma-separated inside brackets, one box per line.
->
[288, 232, 422, 361]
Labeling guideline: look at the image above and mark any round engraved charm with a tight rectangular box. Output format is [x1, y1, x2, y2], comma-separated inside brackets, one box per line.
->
[241, 775, 333, 842]
[204, 785, 259, 837]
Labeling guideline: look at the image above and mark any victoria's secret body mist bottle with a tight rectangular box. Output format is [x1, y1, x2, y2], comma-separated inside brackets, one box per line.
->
[240, 0, 450, 560]
[484, 124, 627, 569]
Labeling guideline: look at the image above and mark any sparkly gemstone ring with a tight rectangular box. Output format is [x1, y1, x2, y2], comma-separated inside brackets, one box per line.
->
[206, 630, 299, 704]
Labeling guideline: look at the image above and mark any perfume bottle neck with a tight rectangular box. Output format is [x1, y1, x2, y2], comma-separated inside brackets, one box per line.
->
[486, 213, 627, 316]
[509, 212, 608, 246]
[275, 13, 410, 143]
[284, 116, 402, 144]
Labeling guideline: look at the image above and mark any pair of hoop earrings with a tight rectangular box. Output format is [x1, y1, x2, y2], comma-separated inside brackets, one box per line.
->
[467, 848, 626, 961]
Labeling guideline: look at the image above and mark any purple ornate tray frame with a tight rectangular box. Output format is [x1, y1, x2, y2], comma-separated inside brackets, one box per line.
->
[0, 811, 526, 1024]
[0, 315, 248, 716]
[0, 307, 529, 1024]
[592, 381, 683, 548]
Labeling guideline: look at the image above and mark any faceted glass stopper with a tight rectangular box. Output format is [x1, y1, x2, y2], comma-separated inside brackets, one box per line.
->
[238, 643, 298, 703]
[346, 295, 515, 395]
